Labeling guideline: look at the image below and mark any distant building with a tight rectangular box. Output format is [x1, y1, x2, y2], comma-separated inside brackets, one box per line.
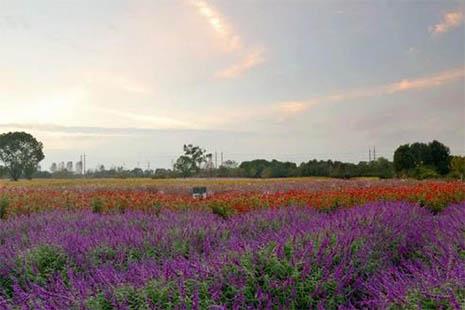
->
[58, 162, 65, 171]
[75, 161, 83, 174]
[50, 163, 57, 173]
[66, 161, 73, 172]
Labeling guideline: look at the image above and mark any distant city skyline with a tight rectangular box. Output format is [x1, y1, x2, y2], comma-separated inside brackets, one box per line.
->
[1, 0, 464, 169]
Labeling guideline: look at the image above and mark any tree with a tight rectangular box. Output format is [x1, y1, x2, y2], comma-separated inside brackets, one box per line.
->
[450, 156, 465, 180]
[183, 144, 209, 172]
[393, 144, 416, 175]
[410, 142, 432, 167]
[0, 132, 44, 181]
[174, 155, 196, 177]
[174, 145, 210, 177]
[429, 140, 450, 175]
[0, 165, 7, 178]
[393, 140, 451, 178]
[221, 160, 238, 169]
[371, 157, 395, 179]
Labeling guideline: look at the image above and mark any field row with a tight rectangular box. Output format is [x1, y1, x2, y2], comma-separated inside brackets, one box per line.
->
[1, 201, 464, 309]
[0, 181, 464, 217]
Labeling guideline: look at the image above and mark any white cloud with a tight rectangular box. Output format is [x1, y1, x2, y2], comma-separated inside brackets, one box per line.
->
[430, 10, 464, 35]
[189, 0, 242, 51]
[274, 66, 465, 116]
[189, 0, 266, 79]
[215, 47, 265, 79]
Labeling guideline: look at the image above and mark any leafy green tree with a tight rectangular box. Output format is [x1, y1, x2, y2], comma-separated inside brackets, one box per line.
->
[174, 145, 210, 177]
[410, 142, 432, 167]
[183, 144, 209, 172]
[0, 165, 7, 178]
[450, 156, 465, 179]
[429, 140, 450, 175]
[174, 156, 196, 178]
[393, 144, 416, 175]
[0, 132, 44, 181]
[240, 160, 272, 178]
[372, 157, 395, 178]
[394, 141, 451, 178]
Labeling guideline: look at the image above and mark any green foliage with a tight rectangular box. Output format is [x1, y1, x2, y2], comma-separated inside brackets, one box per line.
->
[88, 246, 117, 266]
[450, 156, 465, 179]
[91, 197, 104, 214]
[394, 140, 451, 178]
[86, 293, 115, 310]
[16, 245, 69, 285]
[240, 159, 298, 178]
[394, 144, 416, 174]
[394, 288, 465, 310]
[412, 165, 439, 180]
[87, 280, 213, 310]
[429, 140, 450, 175]
[0, 166, 7, 177]
[209, 201, 233, 219]
[230, 242, 344, 308]
[174, 144, 210, 177]
[0, 131, 44, 181]
[0, 275, 13, 299]
[0, 196, 9, 220]
[114, 286, 148, 310]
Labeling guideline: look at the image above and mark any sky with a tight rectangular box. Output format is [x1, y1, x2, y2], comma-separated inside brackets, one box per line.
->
[0, 0, 464, 170]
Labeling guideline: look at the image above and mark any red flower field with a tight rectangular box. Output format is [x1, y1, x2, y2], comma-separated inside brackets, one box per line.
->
[1, 179, 464, 217]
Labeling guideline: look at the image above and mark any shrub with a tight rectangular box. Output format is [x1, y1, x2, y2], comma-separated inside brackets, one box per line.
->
[86, 293, 114, 310]
[16, 245, 69, 285]
[88, 246, 117, 266]
[412, 166, 438, 180]
[0, 275, 13, 299]
[91, 197, 104, 214]
[209, 201, 233, 219]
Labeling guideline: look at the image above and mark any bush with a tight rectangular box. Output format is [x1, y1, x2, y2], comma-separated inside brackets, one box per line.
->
[209, 202, 233, 219]
[412, 166, 438, 180]
[91, 197, 104, 214]
[16, 245, 69, 285]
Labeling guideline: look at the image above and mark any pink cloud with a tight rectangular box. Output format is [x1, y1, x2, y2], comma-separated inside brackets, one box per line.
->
[275, 66, 465, 116]
[430, 10, 464, 35]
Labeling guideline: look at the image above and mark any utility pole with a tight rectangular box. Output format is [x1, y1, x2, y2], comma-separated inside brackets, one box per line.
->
[221, 152, 223, 167]
[215, 151, 218, 169]
[369, 148, 371, 162]
[83, 153, 86, 177]
[373, 146, 376, 161]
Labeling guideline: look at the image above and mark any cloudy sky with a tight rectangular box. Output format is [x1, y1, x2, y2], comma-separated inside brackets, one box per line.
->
[1, 0, 464, 170]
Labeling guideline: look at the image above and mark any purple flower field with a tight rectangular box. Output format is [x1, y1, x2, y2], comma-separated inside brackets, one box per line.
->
[1, 202, 464, 309]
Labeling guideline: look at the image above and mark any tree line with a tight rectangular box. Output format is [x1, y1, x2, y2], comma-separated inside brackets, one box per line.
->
[0, 132, 463, 180]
